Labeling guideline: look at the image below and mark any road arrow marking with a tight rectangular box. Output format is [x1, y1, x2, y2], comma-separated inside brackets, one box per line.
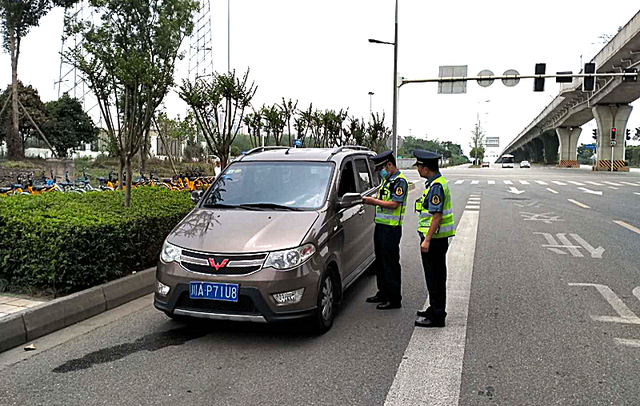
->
[508, 187, 525, 194]
[578, 187, 602, 196]
[570, 233, 605, 258]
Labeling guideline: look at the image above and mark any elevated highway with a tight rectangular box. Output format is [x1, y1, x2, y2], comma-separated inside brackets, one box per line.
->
[502, 9, 640, 171]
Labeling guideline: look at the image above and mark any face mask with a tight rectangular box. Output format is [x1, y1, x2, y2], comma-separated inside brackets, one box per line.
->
[380, 168, 389, 179]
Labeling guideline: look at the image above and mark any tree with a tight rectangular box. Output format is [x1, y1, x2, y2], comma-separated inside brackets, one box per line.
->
[42, 94, 99, 158]
[262, 103, 286, 146]
[63, 0, 198, 207]
[0, 81, 48, 155]
[470, 124, 486, 165]
[366, 112, 390, 152]
[278, 97, 297, 146]
[179, 69, 257, 168]
[243, 109, 263, 149]
[1, 0, 75, 159]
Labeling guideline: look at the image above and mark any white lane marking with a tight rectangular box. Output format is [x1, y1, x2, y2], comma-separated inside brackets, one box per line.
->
[465, 205, 480, 210]
[613, 220, 640, 235]
[603, 181, 622, 186]
[551, 181, 566, 185]
[614, 338, 640, 348]
[488, 180, 495, 185]
[609, 186, 619, 190]
[508, 187, 525, 195]
[454, 180, 464, 185]
[567, 181, 585, 186]
[470, 194, 481, 197]
[535, 180, 548, 185]
[635, 192, 640, 196]
[620, 182, 639, 186]
[503, 180, 513, 185]
[546, 188, 558, 194]
[569, 283, 640, 324]
[634, 286, 640, 303]
[385, 211, 479, 406]
[468, 197, 481, 200]
[470, 180, 479, 185]
[578, 187, 602, 196]
[585, 181, 603, 186]
[519, 180, 530, 185]
[568, 199, 590, 209]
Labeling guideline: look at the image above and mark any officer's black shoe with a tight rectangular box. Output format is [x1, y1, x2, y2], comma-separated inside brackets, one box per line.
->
[414, 317, 445, 328]
[416, 309, 431, 318]
[376, 302, 402, 310]
[366, 294, 386, 303]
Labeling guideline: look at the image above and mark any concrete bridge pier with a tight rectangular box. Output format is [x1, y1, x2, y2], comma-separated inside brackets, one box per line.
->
[556, 127, 582, 168]
[592, 104, 632, 171]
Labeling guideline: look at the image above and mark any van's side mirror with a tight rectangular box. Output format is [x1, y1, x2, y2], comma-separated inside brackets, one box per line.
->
[338, 192, 363, 209]
[191, 190, 204, 204]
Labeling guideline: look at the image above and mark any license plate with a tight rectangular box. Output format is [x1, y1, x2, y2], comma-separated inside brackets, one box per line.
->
[189, 282, 239, 302]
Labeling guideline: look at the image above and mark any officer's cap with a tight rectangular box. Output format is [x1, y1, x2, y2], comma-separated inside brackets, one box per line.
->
[413, 149, 441, 166]
[371, 150, 395, 168]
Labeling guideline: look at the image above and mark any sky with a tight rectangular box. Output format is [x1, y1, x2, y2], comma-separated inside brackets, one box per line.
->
[2, 0, 640, 156]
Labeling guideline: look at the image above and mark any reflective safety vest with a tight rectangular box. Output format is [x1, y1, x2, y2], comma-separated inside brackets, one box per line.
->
[415, 176, 455, 238]
[375, 171, 408, 226]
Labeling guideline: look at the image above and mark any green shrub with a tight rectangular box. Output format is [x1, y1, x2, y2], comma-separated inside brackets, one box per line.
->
[0, 187, 194, 296]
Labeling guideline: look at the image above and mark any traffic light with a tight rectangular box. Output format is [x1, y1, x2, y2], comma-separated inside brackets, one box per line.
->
[592, 129, 597, 140]
[610, 127, 617, 140]
[534, 63, 546, 92]
[583, 63, 595, 91]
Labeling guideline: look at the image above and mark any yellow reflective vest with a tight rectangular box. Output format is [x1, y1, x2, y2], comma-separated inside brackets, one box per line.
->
[415, 175, 455, 238]
[375, 171, 408, 226]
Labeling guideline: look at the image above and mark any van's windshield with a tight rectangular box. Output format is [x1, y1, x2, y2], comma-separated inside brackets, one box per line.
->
[202, 161, 335, 210]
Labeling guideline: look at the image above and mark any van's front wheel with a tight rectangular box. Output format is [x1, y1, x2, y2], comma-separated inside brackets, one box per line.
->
[312, 272, 335, 334]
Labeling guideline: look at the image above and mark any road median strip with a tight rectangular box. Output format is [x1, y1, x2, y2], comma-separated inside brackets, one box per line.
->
[0, 267, 156, 353]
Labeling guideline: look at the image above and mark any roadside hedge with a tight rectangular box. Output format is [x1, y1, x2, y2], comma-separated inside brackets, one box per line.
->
[0, 188, 194, 295]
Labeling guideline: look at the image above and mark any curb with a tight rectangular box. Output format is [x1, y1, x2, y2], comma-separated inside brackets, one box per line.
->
[0, 267, 156, 353]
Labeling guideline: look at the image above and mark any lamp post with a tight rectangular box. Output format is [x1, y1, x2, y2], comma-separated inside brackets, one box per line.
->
[475, 100, 490, 165]
[228, 0, 230, 72]
[368, 0, 398, 157]
[368, 92, 374, 120]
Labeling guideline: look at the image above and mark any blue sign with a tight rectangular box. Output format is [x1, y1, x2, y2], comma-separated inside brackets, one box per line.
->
[294, 139, 302, 147]
[585, 144, 596, 151]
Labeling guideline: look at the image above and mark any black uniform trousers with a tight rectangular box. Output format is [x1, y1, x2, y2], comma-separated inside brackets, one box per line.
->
[418, 234, 449, 321]
[373, 223, 403, 303]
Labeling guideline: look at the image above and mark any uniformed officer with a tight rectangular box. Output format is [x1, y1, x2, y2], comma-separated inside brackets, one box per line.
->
[413, 149, 455, 327]
[362, 151, 409, 310]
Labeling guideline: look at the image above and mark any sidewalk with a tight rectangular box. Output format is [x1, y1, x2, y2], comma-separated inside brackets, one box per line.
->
[0, 295, 47, 319]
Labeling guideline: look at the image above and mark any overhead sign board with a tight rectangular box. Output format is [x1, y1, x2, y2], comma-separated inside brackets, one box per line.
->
[438, 65, 467, 94]
[585, 144, 596, 151]
[485, 137, 500, 148]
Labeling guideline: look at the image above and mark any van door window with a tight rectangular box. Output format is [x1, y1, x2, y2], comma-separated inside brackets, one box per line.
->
[337, 161, 357, 197]
[354, 158, 373, 192]
[368, 158, 380, 187]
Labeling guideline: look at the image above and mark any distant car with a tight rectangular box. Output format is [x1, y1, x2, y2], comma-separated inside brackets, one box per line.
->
[520, 160, 530, 168]
[481, 161, 490, 167]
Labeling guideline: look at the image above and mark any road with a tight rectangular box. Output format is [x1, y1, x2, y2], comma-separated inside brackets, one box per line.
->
[1, 165, 639, 405]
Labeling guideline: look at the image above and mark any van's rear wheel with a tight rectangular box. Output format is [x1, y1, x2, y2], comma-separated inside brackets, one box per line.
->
[312, 272, 335, 334]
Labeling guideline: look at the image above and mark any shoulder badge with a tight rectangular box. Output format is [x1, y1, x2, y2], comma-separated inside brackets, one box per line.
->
[395, 186, 404, 196]
[431, 194, 441, 205]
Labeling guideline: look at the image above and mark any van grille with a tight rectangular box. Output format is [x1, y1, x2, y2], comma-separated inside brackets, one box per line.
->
[180, 250, 267, 276]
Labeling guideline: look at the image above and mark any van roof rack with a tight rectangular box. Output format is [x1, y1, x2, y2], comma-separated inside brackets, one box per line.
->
[327, 145, 370, 160]
[238, 146, 290, 161]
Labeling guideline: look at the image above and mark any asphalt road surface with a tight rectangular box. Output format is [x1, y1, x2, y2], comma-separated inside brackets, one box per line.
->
[1, 165, 639, 406]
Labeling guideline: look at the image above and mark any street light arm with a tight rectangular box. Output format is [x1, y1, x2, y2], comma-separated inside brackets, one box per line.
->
[368, 38, 395, 45]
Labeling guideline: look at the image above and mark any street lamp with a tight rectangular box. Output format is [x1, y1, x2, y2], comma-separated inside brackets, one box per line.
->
[368, 0, 399, 157]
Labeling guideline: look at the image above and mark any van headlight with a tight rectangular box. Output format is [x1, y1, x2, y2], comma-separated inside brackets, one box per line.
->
[160, 241, 181, 263]
[264, 244, 316, 270]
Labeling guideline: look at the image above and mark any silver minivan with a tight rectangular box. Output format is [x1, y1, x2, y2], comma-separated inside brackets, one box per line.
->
[154, 146, 380, 333]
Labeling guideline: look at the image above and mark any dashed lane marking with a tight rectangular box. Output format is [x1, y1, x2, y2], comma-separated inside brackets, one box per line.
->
[635, 192, 640, 196]
[613, 220, 640, 235]
[609, 186, 619, 190]
[471, 180, 479, 185]
[454, 180, 464, 185]
[503, 180, 513, 185]
[585, 181, 603, 186]
[488, 180, 495, 185]
[385, 211, 479, 406]
[552, 181, 567, 185]
[620, 182, 639, 186]
[603, 181, 622, 186]
[519, 180, 530, 185]
[535, 180, 548, 185]
[547, 188, 558, 194]
[567, 181, 585, 186]
[568, 199, 590, 209]
[465, 205, 480, 210]
[614, 338, 640, 348]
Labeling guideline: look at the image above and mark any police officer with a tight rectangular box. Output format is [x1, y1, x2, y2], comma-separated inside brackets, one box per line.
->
[413, 149, 455, 327]
[362, 151, 409, 310]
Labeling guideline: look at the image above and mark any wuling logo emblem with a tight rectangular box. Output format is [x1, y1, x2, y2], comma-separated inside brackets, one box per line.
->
[208, 258, 229, 270]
